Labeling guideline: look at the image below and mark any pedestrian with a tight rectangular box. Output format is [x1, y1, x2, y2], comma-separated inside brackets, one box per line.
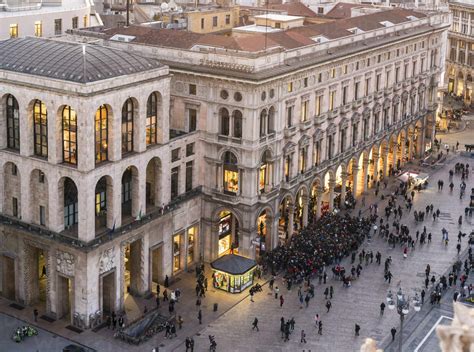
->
[421, 289, 425, 305]
[329, 286, 334, 299]
[163, 289, 168, 301]
[190, 337, 195, 352]
[301, 329, 307, 343]
[326, 300, 332, 313]
[156, 295, 160, 308]
[170, 323, 177, 338]
[324, 287, 329, 299]
[164, 274, 169, 288]
[269, 278, 274, 290]
[280, 295, 284, 308]
[274, 286, 279, 299]
[314, 313, 320, 327]
[250, 290, 254, 302]
[318, 321, 323, 335]
[185, 337, 191, 352]
[198, 309, 202, 324]
[391, 327, 397, 341]
[355, 324, 360, 336]
[177, 315, 183, 329]
[380, 302, 386, 315]
[252, 317, 259, 331]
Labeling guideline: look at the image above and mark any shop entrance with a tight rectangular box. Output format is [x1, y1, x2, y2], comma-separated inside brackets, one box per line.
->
[1, 255, 15, 300]
[57, 275, 72, 321]
[150, 245, 163, 293]
[124, 240, 142, 296]
[26, 247, 48, 305]
[101, 270, 115, 315]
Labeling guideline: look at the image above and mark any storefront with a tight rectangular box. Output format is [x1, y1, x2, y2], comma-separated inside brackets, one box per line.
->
[211, 254, 256, 293]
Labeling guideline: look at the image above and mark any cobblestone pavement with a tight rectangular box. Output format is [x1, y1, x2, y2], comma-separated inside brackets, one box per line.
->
[187, 153, 474, 352]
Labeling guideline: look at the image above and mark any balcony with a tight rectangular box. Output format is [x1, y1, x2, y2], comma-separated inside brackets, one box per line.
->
[340, 103, 352, 114]
[402, 80, 411, 88]
[258, 187, 279, 202]
[218, 135, 243, 145]
[363, 96, 373, 105]
[411, 76, 418, 85]
[284, 126, 297, 138]
[384, 87, 393, 97]
[299, 119, 312, 132]
[374, 91, 383, 100]
[259, 132, 275, 144]
[328, 108, 339, 120]
[352, 100, 362, 110]
[314, 114, 327, 126]
[394, 82, 403, 91]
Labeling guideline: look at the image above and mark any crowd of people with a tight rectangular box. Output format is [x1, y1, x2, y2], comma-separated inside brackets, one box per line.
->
[263, 214, 371, 286]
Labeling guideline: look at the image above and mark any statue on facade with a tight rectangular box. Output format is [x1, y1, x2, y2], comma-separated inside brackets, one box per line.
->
[436, 302, 474, 352]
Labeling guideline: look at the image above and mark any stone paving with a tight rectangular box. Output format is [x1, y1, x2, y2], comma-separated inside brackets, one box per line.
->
[187, 152, 474, 352]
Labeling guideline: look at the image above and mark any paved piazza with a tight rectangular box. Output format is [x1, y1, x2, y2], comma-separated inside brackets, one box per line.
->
[188, 151, 473, 352]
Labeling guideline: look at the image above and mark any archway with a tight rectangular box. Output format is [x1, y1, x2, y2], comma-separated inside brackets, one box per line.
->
[3, 162, 21, 218]
[217, 210, 240, 257]
[387, 134, 396, 176]
[295, 187, 308, 230]
[59, 177, 78, 236]
[256, 208, 272, 258]
[322, 170, 334, 214]
[259, 150, 272, 194]
[310, 179, 322, 222]
[95, 175, 113, 234]
[278, 194, 293, 243]
[146, 157, 162, 213]
[396, 130, 407, 169]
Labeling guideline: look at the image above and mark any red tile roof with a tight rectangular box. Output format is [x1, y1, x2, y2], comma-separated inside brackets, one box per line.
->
[268, 2, 319, 17]
[325, 2, 364, 19]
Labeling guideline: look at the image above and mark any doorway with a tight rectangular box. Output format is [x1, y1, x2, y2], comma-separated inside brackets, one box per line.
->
[57, 275, 72, 321]
[1, 255, 15, 300]
[150, 245, 163, 294]
[101, 271, 115, 315]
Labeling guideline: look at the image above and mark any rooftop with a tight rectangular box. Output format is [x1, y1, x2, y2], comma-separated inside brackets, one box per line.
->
[254, 13, 304, 21]
[0, 37, 162, 83]
[211, 254, 256, 275]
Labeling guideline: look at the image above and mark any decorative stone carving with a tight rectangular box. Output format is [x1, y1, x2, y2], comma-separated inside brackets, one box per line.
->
[98, 247, 116, 274]
[56, 250, 75, 277]
[89, 310, 102, 329]
[360, 338, 383, 352]
[436, 302, 474, 352]
[73, 312, 87, 329]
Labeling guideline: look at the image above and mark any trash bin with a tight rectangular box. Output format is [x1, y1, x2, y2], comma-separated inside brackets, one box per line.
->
[213, 303, 218, 312]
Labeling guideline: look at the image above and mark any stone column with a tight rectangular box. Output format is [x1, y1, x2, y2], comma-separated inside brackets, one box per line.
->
[372, 153, 379, 185]
[19, 104, 33, 157]
[362, 158, 369, 194]
[288, 204, 295, 238]
[328, 179, 336, 212]
[48, 175, 62, 232]
[78, 181, 95, 242]
[340, 172, 347, 205]
[111, 175, 122, 228]
[302, 195, 309, 227]
[352, 166, 359, 198]
[316, 190, 322, 220]
[20, 168, 31, 222]
[271, 216, 279, 250]
[382, 147, 389, 178]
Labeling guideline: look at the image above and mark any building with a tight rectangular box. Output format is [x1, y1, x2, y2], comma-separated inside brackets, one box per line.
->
[0, 6, 450, 328]
[0, 37, 201, 327]
[444, 0, 474, 105]
[0, 0, 102, 40]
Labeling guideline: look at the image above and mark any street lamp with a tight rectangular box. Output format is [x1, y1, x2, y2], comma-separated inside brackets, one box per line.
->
[387, 288, 420, 352]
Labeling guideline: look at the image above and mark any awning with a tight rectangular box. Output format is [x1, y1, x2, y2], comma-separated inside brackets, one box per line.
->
[397, 171, 429, 183]
[211, 254, 257, 275]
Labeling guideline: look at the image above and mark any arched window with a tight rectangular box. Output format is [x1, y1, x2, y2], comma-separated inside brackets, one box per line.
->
[64, 178, 78, 228]
[146, 93, 158, 146]
[95, 177, 107, 216]
[33, 100, 48, 157]
[268, 107, 275, 134]
[222, 151, 238, 194]
[95, 105, 108, 163]
[62, 106, 77, 165]
[259, 150, 272, 193]
[122, 98, 134, 154]
[6, 94, 19, 150]
[122, 168, 132, 216]
[232, 110, 242, 138]
[220, 108, 229, 136]
[259, 110, 267, 137]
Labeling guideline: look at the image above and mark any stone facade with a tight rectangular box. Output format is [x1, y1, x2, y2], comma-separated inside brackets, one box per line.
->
[0, 8, 451, 328]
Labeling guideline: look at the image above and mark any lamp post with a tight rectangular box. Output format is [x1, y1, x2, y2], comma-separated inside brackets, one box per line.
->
[387, 288, 421, 352]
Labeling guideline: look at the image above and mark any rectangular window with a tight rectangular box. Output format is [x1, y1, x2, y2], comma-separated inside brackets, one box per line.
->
[12, 197, 18, 218]
[171, 148, 180, 162]
[301, 100, 309, 122]
[376, 74, 381, 91]
[395, 67, 400, 83]
[39, 206, 46, 226]
[171, 167, 179, 199]
[189, 84, 196, 95]
[223, 167, 239, 194]
[72, 17, 78, 29]
[412, 61, 417, 77]
[287, 82, 293, 93]
[385, 71, 390, 89]
[342, 86, 348, 105]
[355, 62, 359, 70]
[201, 18, 204, 29]
[365, 78, 370, 96]
[187, 227, 196, 264]
[287, 106, 293, 127]
[186, 143, 195, 156]
[404, 64, 409, 80]
[377, 54, 381, 63]
[343, 65, 348, 74]
[39, 171, 45, 183]
[83, 15, 88, 27]
[54, 19, 62, 35]
[354, 82, 360, 100]
[420, 58, 424, 72]
[34, 21, 42, 37]
[212, 16, 218, 27]
[329, 91, 336, 111]
[315, 95, 322, 116]
[303, 77, 308, 88]
[366, 58, 370, 67]
[9, 24, 18, 38]
[185, 161, 193, 192]
[330, 68, 336, 78]
[284, 155, 291, 181]
[318, 73, 322, 83]
[188, 108, 197, 132]
[225, 15, 230, 25]
[11, 164, 17, 176]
